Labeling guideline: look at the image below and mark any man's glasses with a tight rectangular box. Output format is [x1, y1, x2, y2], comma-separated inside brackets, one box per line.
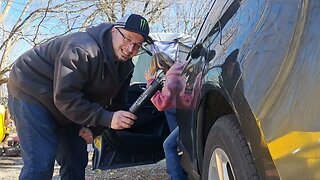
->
[116, 28, 142, 50]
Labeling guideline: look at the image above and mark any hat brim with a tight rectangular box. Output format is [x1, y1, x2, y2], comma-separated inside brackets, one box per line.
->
[127, 28, 154, 44]
[115, 25, 153, 44]
[144, 35, 154, 44]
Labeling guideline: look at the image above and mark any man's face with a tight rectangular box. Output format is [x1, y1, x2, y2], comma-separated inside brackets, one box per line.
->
[111, 27, 144, 62]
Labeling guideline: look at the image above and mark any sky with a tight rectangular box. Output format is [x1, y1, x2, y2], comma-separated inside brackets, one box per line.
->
[2, 0, 90, 62]
[1, 0, 212, 63]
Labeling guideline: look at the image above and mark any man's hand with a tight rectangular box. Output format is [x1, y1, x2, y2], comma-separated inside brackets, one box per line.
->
[111, 110, 137, 130]
[79, 127, 94, 144]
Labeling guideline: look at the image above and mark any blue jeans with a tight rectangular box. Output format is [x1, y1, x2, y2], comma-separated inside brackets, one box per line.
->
[163, 127, 188, 180]
[165, 108, 177, 132]
[8, 95, 88, 180]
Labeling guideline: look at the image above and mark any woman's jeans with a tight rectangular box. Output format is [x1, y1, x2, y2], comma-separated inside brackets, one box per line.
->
[163, 127, 188, 180]
[165, 109, 177, 132]
[8, 95, 88, 180]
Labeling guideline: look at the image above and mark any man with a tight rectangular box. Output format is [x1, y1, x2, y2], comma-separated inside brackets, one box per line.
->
[7, 14, 152, 180]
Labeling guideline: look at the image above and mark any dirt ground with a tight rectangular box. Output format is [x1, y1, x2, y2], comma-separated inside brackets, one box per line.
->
[0, 152, 169, 180]
[1, 120, 169, 180]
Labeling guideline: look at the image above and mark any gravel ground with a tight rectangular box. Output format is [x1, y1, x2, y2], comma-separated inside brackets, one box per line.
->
[0, 152, 169, 180]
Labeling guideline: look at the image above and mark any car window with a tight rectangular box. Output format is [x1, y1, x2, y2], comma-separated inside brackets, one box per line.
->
[196, 0, 234, 44]
[131, 35, 195, 84]
[131, 52, 152, 84]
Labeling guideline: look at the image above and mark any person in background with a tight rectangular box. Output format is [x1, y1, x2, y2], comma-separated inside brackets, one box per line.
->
[7, 14, 152, 180]
[145, 52, 188, 180]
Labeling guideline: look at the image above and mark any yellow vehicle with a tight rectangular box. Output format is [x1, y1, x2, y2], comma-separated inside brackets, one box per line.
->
[0, 104, 20, 156]
[0, 104, 7, 143]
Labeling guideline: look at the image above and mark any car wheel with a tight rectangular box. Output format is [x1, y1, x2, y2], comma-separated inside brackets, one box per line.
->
[202, 115, 259, 180]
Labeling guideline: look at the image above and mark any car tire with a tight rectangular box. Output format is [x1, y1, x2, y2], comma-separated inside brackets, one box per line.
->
[201, 115, 259, 180]
[4, 147, 21, 157]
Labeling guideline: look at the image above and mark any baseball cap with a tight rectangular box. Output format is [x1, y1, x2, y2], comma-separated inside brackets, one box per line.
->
[114, 14, 153, 44]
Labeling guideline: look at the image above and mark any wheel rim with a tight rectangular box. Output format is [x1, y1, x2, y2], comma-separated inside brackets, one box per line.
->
[208, 148, 235, 180]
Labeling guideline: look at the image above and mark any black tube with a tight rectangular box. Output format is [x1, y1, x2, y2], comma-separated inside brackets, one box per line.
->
[129, 79, 162, 114]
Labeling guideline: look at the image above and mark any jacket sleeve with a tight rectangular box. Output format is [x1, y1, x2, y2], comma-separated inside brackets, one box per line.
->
[150, 78, 174, 111]
[151, 92, 172, 111]
[150, 62, 185, 111]
[53, 45, 113, 127]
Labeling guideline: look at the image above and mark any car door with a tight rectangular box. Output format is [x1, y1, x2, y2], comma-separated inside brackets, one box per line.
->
[177, 0, 239, 177]
[92, 33, 195, 171]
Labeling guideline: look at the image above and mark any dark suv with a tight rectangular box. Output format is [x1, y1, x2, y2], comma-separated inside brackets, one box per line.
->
[178, 0, 320, 179]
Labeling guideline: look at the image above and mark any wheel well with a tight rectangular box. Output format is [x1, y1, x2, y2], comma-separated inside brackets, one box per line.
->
[199, 90, 234, 150]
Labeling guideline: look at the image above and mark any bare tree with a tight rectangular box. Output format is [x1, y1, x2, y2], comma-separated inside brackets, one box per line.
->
[153, 0, 212, 35]
[0, 0, 97, 86]
[0, 0, 212, 90]
[77, 0, 212, 35]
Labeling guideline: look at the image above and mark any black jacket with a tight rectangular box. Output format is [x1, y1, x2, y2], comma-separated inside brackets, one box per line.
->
[7, 23, 134, 127]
